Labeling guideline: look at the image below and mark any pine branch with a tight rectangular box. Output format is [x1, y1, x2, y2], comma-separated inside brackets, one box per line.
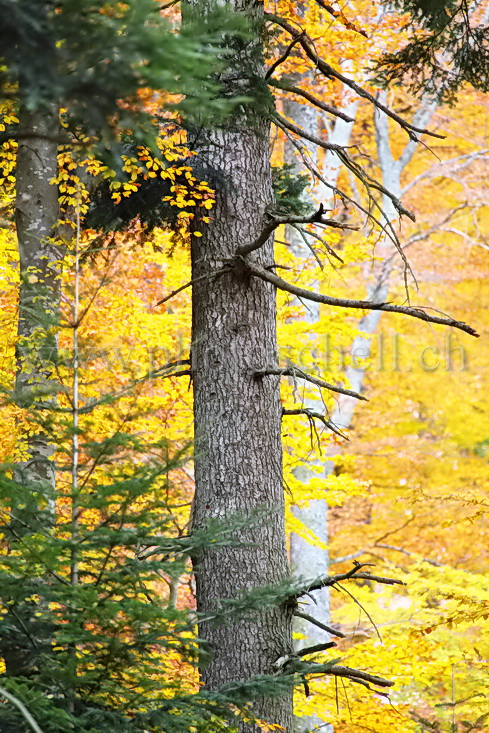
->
[244, 260, 479, 337]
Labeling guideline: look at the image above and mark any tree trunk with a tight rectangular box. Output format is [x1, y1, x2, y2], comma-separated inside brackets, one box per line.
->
[14, 104, 61, 497]
[190, 4, 293, 732]
[2, 103, 61, 678]
[281, 78, 357, 731]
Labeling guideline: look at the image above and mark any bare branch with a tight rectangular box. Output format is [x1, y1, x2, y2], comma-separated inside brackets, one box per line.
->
[235, 205, 353, 257]
[266, 14, 444, 142]
[294, 609, 346, 638]
[243, 259, 479, 337]
[325, 665, 394, 688]
[297, 641, 337, 656]
[272, 111, 349, 153]
[294, 226, 346, 263]
[154, 267, 231, 307]
[256, 365, 367, 401]
[276, 121, 410, 259]
[282, 407, 348, 439]
[401, 148, 489, 196]
[265, 34, 305, 80]
[268, 78, 354, 122]
[302, 565, 404, 594]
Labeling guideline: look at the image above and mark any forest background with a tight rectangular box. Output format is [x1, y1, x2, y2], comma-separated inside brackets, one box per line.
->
[0, 0, 488, 732]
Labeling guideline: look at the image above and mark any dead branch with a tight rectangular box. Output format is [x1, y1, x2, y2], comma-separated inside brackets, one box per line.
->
[317, 664, 394, 688]
[276, 121, 410, 260]
[268, 78, 354, 122]
[294, 609, 346, 638]
[265, 34, 305, 80]
[298, 642, 337, 656]
[296, 564, 404, 597]
[243, 260, 479, 337]
[256, 365, 367, 401]
[272, 111, 348, 153]
[294, 225, 346, 263]
[266, 13, 444, 142]
[282, 407, 348, 439]
[154, 267, 231, 307]
[235, 205, 353, 257]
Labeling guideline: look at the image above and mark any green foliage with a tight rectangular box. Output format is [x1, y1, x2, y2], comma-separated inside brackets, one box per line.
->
[374, 1, 489, 102]
[272, 164, 313, 216]
[0, 381, 312, 731]
[0, 0, 249, 158]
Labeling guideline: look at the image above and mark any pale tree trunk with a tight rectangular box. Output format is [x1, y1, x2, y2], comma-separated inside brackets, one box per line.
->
[14, 104, 61, 499]
[286, 91, 358, 733]
[2, 103, 61, 678]
[289, 88, 435, 731]
[190, 3, 292, 731]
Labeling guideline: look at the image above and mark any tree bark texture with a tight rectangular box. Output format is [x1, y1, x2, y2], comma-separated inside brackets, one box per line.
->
[14, 104, 61, 494]
[1, 103, 61, 678]
[190, 4, 293, 732]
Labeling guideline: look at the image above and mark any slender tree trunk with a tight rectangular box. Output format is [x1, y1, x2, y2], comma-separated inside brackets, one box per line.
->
[190, 5, 293, 731]
[14, 104, 61, 496]
[1, 103, 61, 678]
[285, 89, 358, 733]
[288, 82, 434, 729]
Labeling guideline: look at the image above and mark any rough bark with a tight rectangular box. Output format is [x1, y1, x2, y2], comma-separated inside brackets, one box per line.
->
[14, 104, 62, 496]
[2, 103, 62, 678]
[190, 5, 293, 731]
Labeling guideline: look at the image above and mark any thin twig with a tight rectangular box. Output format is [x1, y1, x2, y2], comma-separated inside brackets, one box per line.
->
[282, 408, 348, 439]
[272, 111, 349, 153]
[265, 34, 305, 79]
[268, 78, 354, 121]
[154, 267, 231, 307]
[256, 365, 367, 401]
[294, 609, 346, 638]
